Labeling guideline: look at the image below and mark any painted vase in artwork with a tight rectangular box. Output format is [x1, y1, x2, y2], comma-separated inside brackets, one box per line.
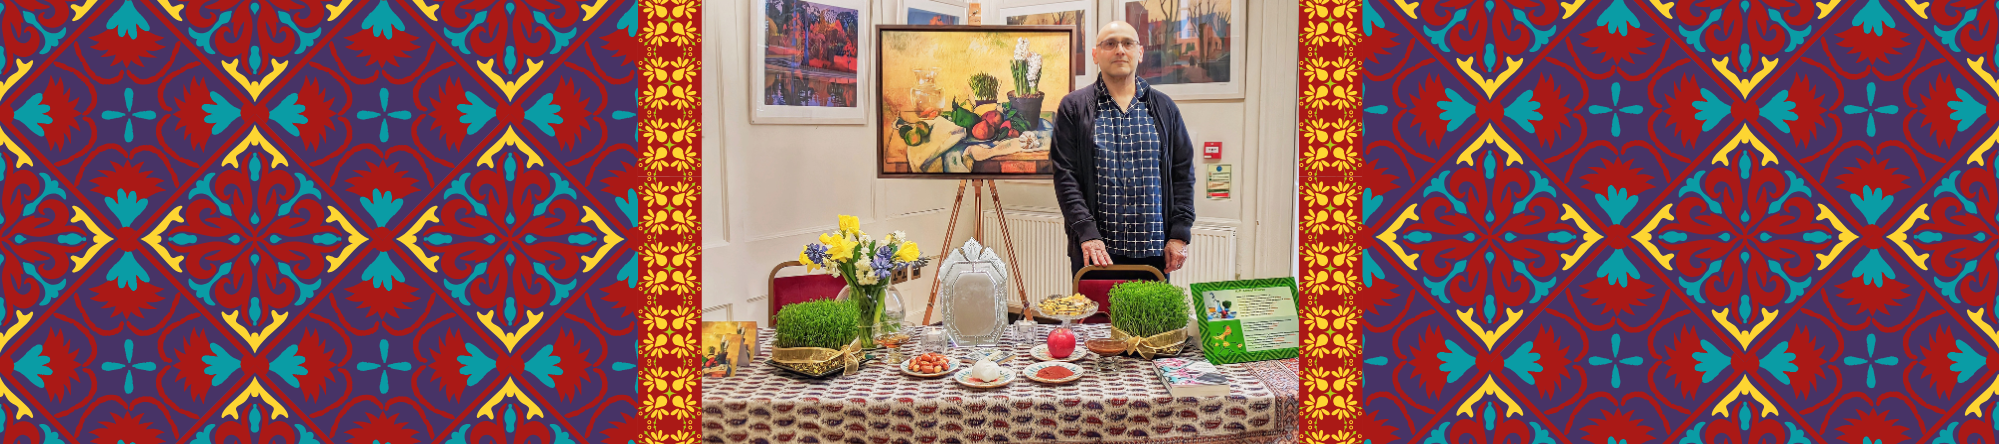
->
[1007, 90, 1045, 131]
[910, 68, 944, 116]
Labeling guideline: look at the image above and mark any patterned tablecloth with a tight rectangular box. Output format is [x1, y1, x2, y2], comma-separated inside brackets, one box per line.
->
[703, 324, 1299, 444]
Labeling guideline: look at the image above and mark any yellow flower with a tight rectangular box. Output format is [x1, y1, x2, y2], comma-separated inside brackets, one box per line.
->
[838, 215, 861, 235]
[895, 241, 920, 262]
[799, 246, 819, 272]
[826, 235, 856, 262]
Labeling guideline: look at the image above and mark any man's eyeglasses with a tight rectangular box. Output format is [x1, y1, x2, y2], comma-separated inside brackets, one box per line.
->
[1096, 39, 1140, 50]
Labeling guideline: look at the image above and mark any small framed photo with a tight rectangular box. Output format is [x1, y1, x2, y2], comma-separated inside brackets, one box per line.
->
[902, 0, 969, 25]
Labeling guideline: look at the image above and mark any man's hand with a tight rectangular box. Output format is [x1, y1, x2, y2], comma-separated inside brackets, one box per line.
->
[1165, 239, 1189, 273]
[1082, 239, 1113, 267]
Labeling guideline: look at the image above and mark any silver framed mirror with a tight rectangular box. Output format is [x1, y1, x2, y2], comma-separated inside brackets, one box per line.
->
[939, 239, 1008, 347]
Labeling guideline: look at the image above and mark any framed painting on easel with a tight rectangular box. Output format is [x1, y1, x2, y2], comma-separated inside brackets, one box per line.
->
[875, 25, 1075, 179]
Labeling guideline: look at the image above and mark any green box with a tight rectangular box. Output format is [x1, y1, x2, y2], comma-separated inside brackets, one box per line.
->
[1189, 277, 1300, 365]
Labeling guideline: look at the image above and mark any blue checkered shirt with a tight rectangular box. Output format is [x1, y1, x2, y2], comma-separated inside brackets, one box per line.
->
[1091, 78, 1166, 257]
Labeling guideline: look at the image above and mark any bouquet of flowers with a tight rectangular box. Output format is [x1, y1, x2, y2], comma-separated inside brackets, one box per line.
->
[799, 215, 929, 348]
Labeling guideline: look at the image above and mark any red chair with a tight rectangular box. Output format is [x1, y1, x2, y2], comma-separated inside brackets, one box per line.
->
[768, 261, 846, 322]
[768, 261, 925, 323]
[1069, 265, 1166, 324]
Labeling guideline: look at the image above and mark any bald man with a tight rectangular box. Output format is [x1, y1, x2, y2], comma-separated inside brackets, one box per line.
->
[1050, 21, 1195, 281]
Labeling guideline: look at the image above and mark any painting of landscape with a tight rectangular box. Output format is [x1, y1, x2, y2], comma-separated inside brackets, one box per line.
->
[763, 0, 861, 107]
[1124, 0, 1232, 85]
[909, 8, 959, 25]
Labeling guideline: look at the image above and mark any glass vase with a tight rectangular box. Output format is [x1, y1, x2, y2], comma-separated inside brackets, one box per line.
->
[837, 285, 905, 349]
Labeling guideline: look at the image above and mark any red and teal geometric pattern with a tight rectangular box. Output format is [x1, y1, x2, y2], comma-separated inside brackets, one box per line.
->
[1364, 0, 1999, 443]
[0, 0, 646, 442]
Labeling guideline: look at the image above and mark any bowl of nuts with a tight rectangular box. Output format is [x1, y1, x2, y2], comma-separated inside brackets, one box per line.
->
[902, 352, 957, 378]
[1037, 293, 1099, 323]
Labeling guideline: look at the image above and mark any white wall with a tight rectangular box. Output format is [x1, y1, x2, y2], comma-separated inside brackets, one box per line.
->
[703, 0, 1298, 323]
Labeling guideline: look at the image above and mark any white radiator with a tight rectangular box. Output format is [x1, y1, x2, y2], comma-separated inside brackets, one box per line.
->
[979, 210, 1237, 305]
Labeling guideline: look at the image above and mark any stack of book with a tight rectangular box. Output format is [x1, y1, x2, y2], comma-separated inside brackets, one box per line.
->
[1153, 356, 1230, 397]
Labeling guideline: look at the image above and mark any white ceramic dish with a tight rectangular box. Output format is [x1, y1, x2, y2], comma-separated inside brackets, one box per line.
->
[902, 355, 960, 378]
[953, 365, 1016, 388]
[1022, 361, 1084, 384]
[1030, 344, 1087, 362]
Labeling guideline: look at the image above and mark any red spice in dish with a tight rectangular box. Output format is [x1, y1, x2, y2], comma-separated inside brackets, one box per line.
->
[1035, 366, 1074, 380]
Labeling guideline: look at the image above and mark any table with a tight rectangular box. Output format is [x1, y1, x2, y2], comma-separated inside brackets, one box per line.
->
[702, 324, 1299, 444]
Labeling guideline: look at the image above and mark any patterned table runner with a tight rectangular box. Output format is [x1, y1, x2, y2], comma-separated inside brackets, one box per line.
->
[702, 324, 1298, 443]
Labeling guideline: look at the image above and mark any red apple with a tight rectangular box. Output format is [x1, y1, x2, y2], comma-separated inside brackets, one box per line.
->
[1047, 328, 1076, 358]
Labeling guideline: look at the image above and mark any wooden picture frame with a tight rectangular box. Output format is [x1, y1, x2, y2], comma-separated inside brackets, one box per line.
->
[1112, 0, 1244, 100]
[874, 25, 1076, 179]
[751, 0, 872, 124]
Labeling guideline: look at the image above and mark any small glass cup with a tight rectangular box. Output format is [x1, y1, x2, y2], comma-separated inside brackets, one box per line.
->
[1087, 339, 1128, 373]
[898, 321, 927, 354]
[874, 324, 915, 364]
[1011, 319, 1039, 344]
[922, 324, 948, 351]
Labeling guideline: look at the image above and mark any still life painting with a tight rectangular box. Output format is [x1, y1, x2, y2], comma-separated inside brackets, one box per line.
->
[877, 27, 1074, 178]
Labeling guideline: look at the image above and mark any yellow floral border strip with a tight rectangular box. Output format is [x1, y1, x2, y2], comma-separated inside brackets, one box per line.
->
[1300, 0, 1362, 443]
[644, 0, 702, 442]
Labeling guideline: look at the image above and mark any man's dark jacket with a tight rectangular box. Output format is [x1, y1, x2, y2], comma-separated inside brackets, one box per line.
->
[1048, 79, 1197, 268]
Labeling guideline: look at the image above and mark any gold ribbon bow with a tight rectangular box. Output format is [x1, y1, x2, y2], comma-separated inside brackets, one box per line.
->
[1109, 325, 1188, 359]
[771, 338, 866, 376]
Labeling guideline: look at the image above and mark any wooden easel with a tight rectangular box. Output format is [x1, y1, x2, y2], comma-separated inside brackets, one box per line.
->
[920, 179, 1032, 324]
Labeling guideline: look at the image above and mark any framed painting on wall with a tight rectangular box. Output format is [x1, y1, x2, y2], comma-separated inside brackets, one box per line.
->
[902, 0, 968, 25]
[752, 0, 872, 124]
[1114, 0, 1243, 100]
[990, 1, 1096, 89]
[876, 25, 1076, 178]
